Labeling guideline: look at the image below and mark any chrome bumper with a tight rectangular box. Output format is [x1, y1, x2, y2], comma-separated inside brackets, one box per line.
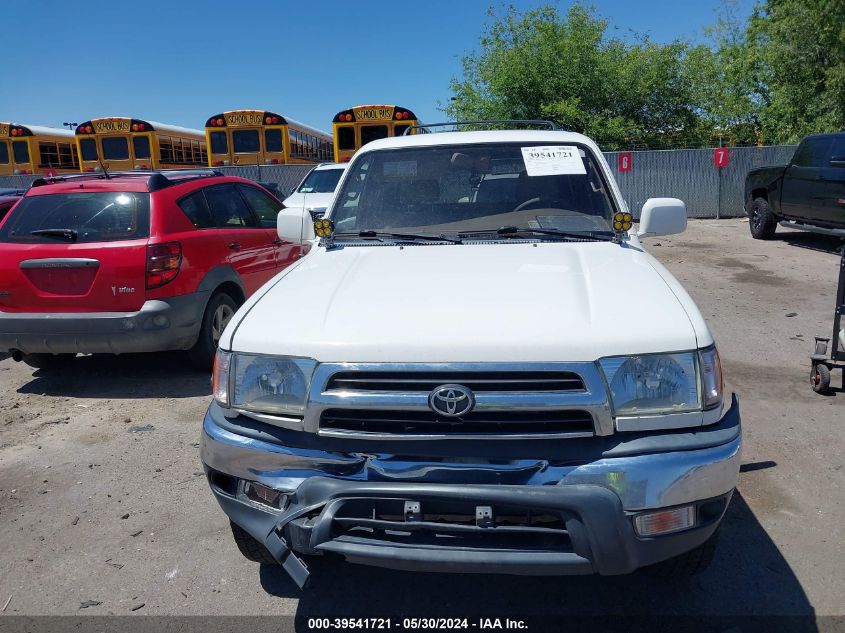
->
[202, 395, 741, 512]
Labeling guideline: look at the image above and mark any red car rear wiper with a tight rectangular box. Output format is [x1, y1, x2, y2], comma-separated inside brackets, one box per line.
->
[30, 228, 79, 241]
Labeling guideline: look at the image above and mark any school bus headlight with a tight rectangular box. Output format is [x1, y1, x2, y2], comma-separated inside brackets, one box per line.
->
[314, 219, 334, 238]
[613, 212, 632, 232]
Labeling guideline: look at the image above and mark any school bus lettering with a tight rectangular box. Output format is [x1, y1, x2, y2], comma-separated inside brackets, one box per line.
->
[93, 119, 131, 133]
[0, 123, 9, 138]
[225, 112, 264, 126]
[354, 107, 394, 121]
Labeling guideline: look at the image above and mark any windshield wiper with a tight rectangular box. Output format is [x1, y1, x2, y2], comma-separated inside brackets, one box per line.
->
[458, 226, 612, 241]
[30, 228, 78, 241]
[346, 230, 462, 244]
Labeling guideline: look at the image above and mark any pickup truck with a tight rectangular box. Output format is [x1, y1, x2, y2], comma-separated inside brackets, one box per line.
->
[745, 132, 845, 239]
[200, 127, 741, 588]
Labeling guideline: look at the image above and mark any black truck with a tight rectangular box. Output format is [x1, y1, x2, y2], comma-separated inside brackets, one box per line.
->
[745, 133, 845, 239]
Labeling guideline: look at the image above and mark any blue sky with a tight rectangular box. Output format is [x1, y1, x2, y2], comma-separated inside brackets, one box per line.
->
[4, 0, 755, 133]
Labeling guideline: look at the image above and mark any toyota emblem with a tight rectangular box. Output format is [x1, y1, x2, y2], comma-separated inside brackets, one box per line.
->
[429, 384, 475, 418]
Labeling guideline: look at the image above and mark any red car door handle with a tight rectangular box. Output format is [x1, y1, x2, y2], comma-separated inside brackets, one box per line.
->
[228, 242, 241, 250]
[272, 238, 283, 245]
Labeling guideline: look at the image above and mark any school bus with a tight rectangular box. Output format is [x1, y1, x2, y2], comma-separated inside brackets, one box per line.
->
[332, 105, 419, 162]
[205, 110, 333, 166]
[75, 117, 207, 172]
[0, 122, 79, 176]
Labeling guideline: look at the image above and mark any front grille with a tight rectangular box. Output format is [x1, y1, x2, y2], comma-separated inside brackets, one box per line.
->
[329, 498, 573, 551]
[320, 409, 594, 437]
[326, 371, 585, 392]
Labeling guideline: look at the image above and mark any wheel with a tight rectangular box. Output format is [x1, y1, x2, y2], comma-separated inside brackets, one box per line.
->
[811, 363, 831, 394]
[187, 292, 237, 371]
[645, 529, 719, 577]
[748, 197, 777, 240]
[21, 353, 75, 370]
[230, 521, 277, 564]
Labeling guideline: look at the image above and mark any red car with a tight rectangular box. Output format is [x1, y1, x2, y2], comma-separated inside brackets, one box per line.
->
[0, 171, 300, 369]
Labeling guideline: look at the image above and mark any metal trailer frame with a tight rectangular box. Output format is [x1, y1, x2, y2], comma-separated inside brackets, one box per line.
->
[811, 247, 845, 393]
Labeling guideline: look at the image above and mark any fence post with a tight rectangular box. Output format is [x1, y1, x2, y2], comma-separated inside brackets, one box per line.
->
[716, 167, 721, 220]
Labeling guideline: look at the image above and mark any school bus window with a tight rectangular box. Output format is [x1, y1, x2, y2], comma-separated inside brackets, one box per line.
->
[12, 141, 30, 164]
[133, 135, 151, 159]
[210, 131, 227, 155]
[200, 146, 208, 164]
[102, 137, 129, 160]
[394, 124, 410, 137]
[174, 139, 184, 163]
[337, 127, 355, 151]
[160, 137, 173, 163]
[0, 142, 9, 164]
[58, 143, 76, 168]
[192, 140, 200, 163]
[265, 129, 282, 153]
[39, 142, 59, 167]
[80, 138, 97, 161]
[233, 130, 259, 153]
[361, 125, 388, 146]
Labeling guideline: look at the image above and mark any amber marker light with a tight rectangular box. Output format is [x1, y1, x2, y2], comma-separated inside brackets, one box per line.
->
[314, 218, 334, 238]
[613, 212, 633, 233]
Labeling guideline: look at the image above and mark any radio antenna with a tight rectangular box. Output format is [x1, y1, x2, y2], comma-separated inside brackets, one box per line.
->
[97, 155, 111, 179]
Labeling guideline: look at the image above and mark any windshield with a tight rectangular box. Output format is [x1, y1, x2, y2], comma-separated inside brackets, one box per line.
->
[298, 168, 343, 194]
[330, 142, 616, 237]
[0, 192, 150, 243]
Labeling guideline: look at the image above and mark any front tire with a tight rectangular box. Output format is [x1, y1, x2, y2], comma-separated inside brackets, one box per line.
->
[187, 292, 237, 371]
[230, 521, 277, 564]
[748, 197, 777, 240]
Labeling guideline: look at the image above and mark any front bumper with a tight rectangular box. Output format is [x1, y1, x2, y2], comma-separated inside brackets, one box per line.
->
[201, 396, 741, 586]
[0, 293, 208, 355]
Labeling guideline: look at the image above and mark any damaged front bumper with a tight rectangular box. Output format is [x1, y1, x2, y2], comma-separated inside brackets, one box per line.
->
[200, 396, 741, 587]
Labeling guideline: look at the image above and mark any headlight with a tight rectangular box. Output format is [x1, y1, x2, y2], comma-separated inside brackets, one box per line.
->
[599, 352, 700, 416]
[212, 350, 316, 417]
[231, 354, 316, 416]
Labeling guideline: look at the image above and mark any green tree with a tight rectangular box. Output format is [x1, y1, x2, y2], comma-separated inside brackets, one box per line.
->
[747, 0, 845, 143]
[685, 0, 763, 145]
[446, 4, 705, 149]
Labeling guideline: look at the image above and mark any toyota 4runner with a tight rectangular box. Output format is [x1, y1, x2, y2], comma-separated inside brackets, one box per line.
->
[201, 127, 741, 587]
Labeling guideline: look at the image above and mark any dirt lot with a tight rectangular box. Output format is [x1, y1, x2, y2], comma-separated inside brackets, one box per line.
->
[0, 219, 843, 624]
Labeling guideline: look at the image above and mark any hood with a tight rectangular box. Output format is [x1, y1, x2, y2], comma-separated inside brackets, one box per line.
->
[224, 241, 709, 362]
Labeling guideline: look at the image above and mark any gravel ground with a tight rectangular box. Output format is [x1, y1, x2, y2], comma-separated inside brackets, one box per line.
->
[0, 219, 843, 624]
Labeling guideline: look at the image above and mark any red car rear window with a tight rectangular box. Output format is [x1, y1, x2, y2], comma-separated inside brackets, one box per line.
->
[0, 192, 150, 244]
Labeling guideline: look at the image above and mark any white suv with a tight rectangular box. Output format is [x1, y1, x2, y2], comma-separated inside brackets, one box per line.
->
[201, 127, 741, 588]
[282, 162, 346, 217]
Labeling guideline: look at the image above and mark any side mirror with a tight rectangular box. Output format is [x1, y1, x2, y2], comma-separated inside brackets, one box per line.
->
[637, 198, 687, 238]
[829, 156, 845, 168]
[277, 207, 315, 244]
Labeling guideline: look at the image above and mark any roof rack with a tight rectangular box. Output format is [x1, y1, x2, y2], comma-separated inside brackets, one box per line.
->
[30, 169, 223, 192]
[403, 120, 559, 135]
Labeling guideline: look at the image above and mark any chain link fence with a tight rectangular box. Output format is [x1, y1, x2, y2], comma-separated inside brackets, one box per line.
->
[0, 146, 799, 219]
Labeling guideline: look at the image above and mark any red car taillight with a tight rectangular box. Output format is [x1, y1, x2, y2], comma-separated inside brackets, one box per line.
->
[146, 242, 182, 289]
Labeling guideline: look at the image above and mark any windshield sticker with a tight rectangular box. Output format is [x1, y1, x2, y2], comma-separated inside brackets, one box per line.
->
[520, 146, 586, 177]
[384, 160, 417, 177]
